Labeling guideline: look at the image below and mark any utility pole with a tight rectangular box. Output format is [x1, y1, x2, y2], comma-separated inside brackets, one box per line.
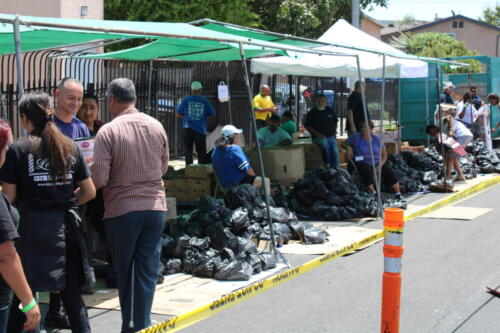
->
[352, 0, 360, 28]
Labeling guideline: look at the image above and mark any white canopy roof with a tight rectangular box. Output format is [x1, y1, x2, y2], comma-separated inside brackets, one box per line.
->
[251, 19, 428, 79]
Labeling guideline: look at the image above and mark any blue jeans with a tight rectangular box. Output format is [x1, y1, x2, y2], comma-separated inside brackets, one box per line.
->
[105, 211, 165, 333]
[0, 302, 9, 333]
[313, 136, 339, 168]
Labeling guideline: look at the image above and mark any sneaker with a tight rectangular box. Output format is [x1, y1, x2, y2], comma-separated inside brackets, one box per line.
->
[44, 308, 71, 329]
[395, 194, 403, 201]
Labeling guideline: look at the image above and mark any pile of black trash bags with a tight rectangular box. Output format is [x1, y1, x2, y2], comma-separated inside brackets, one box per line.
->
[282, 166, 407, 221]
[159, 185, 327, 281]
[466, 141, 500, 174]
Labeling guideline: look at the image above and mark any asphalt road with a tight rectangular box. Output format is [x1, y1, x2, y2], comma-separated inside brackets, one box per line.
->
[183, 184, 500, 333]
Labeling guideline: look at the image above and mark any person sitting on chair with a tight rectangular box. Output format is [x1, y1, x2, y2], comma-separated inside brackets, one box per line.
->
[344, 121, 402, 200]
[212, 125, 266, 189]
[256, 115, 292, 148]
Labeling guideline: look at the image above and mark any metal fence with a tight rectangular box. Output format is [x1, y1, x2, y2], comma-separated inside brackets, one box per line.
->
[0, 49, 399, 154]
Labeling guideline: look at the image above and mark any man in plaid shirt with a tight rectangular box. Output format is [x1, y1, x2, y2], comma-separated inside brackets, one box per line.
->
[91, 78, 169, 333]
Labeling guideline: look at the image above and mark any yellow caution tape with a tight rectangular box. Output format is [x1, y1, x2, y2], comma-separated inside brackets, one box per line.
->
[138, 231, 384, 333]
[139, 175, 500, 333]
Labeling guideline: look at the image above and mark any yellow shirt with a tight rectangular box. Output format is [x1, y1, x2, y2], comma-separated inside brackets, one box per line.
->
[252, 94, 275, 121]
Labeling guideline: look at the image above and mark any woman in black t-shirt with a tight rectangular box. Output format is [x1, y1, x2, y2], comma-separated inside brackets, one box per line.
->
[0, 92, 95, 333]
[0, 121, 40, 332]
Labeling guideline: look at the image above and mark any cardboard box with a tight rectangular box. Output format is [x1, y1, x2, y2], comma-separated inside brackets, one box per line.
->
[185, 164, 213, 179]
[165, 190, 189, 203]
[188, 189, 212, 202]
[293, 141, 325, 170]
[400, 145, 425, 154]
[247, 145, 305, 186]
[385, 142, 398, 155]
[163, 178, 187, 192]
[187, 178, 212, 192]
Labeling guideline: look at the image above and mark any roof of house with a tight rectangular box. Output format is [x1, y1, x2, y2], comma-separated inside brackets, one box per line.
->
[362, 14, 384, 28]
[405, 14, 500, 33]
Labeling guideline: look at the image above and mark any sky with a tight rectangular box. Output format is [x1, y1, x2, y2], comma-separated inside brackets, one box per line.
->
[367, 0, 498, 22]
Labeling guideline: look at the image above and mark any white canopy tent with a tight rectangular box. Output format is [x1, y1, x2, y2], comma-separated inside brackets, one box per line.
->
[251, 19, 428, 79]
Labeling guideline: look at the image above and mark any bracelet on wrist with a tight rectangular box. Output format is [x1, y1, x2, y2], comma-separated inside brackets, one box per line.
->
[20, 298, 36, 313]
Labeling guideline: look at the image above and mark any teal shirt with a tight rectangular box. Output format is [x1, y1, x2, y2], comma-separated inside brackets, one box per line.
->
[280, 120, 297, 137]
[257, 126, 292, 147]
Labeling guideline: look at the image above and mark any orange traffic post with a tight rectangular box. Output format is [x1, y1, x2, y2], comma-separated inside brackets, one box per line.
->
[381, 208, 405, 333]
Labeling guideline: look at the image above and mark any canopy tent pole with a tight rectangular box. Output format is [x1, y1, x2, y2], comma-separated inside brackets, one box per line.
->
[13, 15, 24, 98]
[225, 61, 233, 124]
[238, 42, 283, 261]
[356, 55, 383, 218]
[376, 55, 386, 197]
[425, 76, 430, 147]
[147, 60, 154, 118]
[435, 64, 448, 190]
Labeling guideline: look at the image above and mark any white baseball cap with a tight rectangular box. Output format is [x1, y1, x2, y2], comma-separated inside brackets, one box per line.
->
[443, 81, 455, 89]
[191, 81, 203, 90]
[221, 125, 243, 137]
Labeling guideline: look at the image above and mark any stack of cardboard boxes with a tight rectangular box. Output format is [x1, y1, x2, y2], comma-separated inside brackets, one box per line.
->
[164, 164, 214, 203]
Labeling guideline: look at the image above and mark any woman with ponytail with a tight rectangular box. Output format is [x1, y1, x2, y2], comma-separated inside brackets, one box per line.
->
[0, 92, 95, 332]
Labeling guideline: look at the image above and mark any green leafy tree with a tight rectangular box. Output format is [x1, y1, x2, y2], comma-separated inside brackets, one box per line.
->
[390, 32, 482, 73]
[397, 14, 416, 26]
[479, 5, 500, 27]
[250, 0, 387, 39]
[104, 0, 258, 26]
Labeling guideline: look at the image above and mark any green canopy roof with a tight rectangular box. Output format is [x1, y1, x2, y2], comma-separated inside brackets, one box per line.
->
[0, 29, 137, 54]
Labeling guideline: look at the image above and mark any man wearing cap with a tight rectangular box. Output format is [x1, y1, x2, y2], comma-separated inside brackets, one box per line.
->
[253, 85, 277, 129]
[212, 125, 265, 189]
[440, 82, 455, 104]
[177, 81, 216, 166]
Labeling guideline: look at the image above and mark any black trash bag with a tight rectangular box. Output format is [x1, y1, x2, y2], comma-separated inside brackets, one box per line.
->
[185, 219, 205, 238]
[172, 214, 190, 237]
[296, 189, 316, 206]
[269, 206, 291, 223]
[248, 223, 263, 237]
[273, 223, 293, 243]
[322, 207, 339, 221]
[337, 206, 360, 220]
[328, 168, 355, 195]
[229, 236, 258, 255]
[422, 171, 438, 184]
[164, 258, 182, 275]
[217, 206, 233, 219]
[214, 260, 254, 281]
[191, 255, 225, 278]
[227, 207, 250, 233]
[224, 184, 263, 210]
[273, 193, 290, 208]
[182, 248, 210, 274]
[324, 193, 344, 206]
[220, 247, 236, 261]
[294, 177, 314, 190]
[383, 199, 408, 210]
[198, 196, 225, 213]
[289, 197, 308, 216]
[248, 207, 266, 222]
[188, 237, 210, 250]
[245, 253, 263, 273]
[163, 235, 191, 258]
[259, 251, 278, 270]
[289, 222, 327, 244]
[311, 179, 329, 198]
[206, 223, 236, 250]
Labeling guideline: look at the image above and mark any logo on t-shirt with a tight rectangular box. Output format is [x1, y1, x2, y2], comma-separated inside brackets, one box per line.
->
[28, 153, 76, 186]
[187, 102, 205, 120]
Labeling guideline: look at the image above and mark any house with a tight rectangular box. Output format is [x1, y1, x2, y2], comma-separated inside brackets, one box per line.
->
[1, 0, 103, 20]
[382, 14, 500, 57]
[361, 15, 384, 40]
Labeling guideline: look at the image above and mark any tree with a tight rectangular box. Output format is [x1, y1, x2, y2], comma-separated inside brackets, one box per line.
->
[479, 5, 500, 27]
[250, 0, 387, 39]
[104, 0, 258, 27]
[397, 14, 416, 26]
[390, 32, 482, 73]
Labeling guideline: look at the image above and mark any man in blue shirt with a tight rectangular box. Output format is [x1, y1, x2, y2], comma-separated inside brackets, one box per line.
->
[54, 78, 91, 139]
[176, 81, 216, 166]
[439, 81, 455, 104]
[46, 77, 91, 330]
[212, 125, 266, 189]
[256, 115, 292, 147]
